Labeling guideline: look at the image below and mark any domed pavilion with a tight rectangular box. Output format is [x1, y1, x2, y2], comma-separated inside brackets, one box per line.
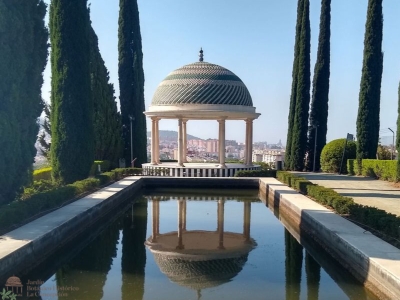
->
[143, 49, 261, 177]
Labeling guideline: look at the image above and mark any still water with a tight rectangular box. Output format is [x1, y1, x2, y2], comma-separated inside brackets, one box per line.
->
[20, 190, 378, 300]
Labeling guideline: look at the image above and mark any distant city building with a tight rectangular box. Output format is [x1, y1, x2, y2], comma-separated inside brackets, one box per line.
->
[206, 139, 218, 153]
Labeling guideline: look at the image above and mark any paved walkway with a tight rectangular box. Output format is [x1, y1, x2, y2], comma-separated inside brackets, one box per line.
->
[292, 172, 400, 216]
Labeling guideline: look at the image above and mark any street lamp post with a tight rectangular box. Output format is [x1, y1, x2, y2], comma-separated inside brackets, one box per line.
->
[129, 115, 134, 167]
[312, 125, 318, 172]
[388, 128, 394, 160]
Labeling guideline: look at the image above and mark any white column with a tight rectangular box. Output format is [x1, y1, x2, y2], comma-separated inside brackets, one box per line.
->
[183, 120, 188, 163]
[244, 119, 250, 165]
[155, 118, 160, 164]
[178, 118, 184, 166]
[245, 119, 253, 166]
[151, 117, 157, 165]
[249, 119, 253, 166]
[218, 119, 226, 167]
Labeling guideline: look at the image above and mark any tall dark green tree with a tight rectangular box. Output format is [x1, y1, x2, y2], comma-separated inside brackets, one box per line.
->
[356, 0, 383, 172]
[285, 0, 305, 169]
[118, 0, 147, 167]
[50, 0, 94, 184]
[89, 20, 123, 166]
[0, 0, 48, 205]
[306, 0, 331, 172]
[290, 0, 311, 171]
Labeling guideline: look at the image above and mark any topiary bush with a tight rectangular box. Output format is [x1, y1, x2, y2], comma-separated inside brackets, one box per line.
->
[320, 139, 356, 174]
[33, 167, 52, 181]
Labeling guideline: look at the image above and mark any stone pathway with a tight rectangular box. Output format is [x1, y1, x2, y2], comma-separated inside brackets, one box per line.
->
[292, 172, 400, 216]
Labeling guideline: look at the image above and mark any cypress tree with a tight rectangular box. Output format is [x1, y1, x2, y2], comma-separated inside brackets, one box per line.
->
[285, 0, 304, 169]
[50, 0, 94, 184]
[118, 0, 147, 168]
[356, 0, 383, 172]
[306, 0, 331, 172]
[290, 0, 311, 171]
[89, 21, 123, 166]
[0, 0, 48, 204]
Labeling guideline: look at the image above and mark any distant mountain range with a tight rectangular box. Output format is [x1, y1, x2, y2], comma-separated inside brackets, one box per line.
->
[146, 130, 201, 141]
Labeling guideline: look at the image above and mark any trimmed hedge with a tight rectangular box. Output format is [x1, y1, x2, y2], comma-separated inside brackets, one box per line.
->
[277, 172, 400, 248]
[33, 167, 52, 181]
[347, 158, 398, 182]
[234, 170, 277, 177]
[347, 159, 357, 175]
[33, 161, 113, 182]
[360, 159, 397, 181]
[90, 160, 111, 175]
[0, 167, 142, 233]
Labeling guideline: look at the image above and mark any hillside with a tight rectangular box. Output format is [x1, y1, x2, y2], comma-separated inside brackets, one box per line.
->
[146, 130, 201, 141]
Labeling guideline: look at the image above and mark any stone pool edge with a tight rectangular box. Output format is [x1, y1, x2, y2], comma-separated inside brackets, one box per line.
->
[259, 177, 400, 300]
[0, 176, 144, 283]
[0, 176, 259, 284]
[1, 176, 399, 300]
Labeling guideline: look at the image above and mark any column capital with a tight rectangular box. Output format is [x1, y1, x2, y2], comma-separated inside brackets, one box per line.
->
[218, 117, 227, 122]
[151, 116, 160, 121]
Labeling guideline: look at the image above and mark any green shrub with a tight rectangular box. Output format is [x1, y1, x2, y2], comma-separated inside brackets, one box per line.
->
[276, 173, 400, 247]
[291, 176, 306, 188]
[234, 170, 276, 177]
[293, 180, 313, 194]
[276, 171, 289, 182]
[22, 180, 59, 200]
[361, 159, 397, 181]
[283, 173, 295, 187]
[90, 160, 112, 176]
[33, 167, 52, 181]
[320, 139, 356, 174]
[0, 167, 143, 233]
[349, 204, 400, 246]
[347, 159, 355, 175]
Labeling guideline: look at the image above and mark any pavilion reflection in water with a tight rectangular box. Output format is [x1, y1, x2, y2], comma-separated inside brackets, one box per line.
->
[145, 197, 256, 298]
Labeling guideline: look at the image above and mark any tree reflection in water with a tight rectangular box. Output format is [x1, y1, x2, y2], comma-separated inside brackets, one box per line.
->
[53, 198, 148, 300]
[121, 199, 148, 300]
[55, 216, 120, 299]
[285, 228, 303, 300]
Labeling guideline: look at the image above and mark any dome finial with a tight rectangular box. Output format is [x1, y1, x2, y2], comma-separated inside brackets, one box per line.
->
[199, 47, 204, 62]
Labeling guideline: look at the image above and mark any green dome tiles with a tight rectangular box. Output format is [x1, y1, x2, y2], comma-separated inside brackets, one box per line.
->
[151, 62, 253, 106]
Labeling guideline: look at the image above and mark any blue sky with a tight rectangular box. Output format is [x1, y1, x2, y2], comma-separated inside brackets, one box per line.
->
[41, 0, 400, 145]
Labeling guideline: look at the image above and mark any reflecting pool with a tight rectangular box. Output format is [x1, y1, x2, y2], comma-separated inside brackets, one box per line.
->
[18, 190, 378, 300]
